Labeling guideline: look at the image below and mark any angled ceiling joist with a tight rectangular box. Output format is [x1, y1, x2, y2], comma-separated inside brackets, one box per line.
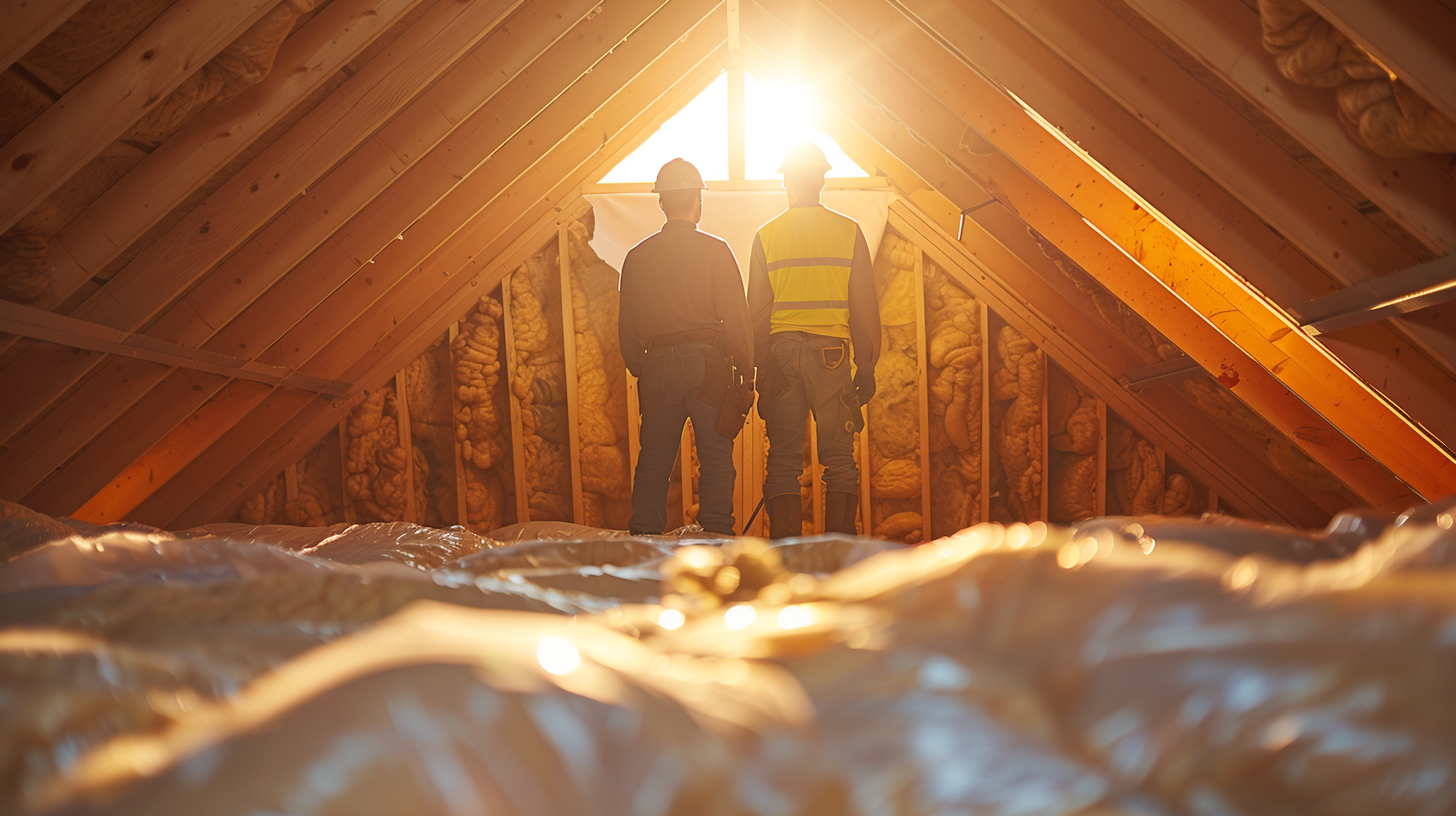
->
[131, 17, 730, 527]
[1110, 0, 1456, 257]
[21, 0, 713, 521]
[0, 0, 538, 498]
[0, 0, 91, 73]
[0, 0, 278, 233]
[744, 0, 1453, 508]
[745, 41, 1337, 526]
[35, 0, 424, 313]
[1304, 0, 1456, 125]
[871, 0, 1456, 455]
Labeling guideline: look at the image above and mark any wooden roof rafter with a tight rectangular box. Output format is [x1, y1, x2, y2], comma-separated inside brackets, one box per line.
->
[743, 0, 1454, 508]
[130, 11, 733, 527]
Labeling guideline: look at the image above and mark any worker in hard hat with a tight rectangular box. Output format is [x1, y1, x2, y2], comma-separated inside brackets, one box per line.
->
[748, 141, 880, 538]
[618, 158, 752, 535]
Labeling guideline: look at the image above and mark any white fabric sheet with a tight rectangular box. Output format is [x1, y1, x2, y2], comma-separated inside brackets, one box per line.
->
[584, 190, 892, 290]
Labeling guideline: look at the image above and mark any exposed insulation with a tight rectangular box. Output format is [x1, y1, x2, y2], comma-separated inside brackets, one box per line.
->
[991, 325, 1044, 523]
[1047, 367, 1098, 523]
[511, 240, 571, 522]
[452, 290, 514, 533]
[566, 218, 632, 530]
[1260, 0, 1456, 157]
[923, 259, 982, 537]
[867, 231, 922, 544]
[343, 385, 410, 523]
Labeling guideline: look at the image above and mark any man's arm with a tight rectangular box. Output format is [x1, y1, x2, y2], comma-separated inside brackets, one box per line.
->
[847, 228, 880, 368]
[746, 233, 774, 367]
[617, 253, 642, 377]
[715, 240, 753, 371]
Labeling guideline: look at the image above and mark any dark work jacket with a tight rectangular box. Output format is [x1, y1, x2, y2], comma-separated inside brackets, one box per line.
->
[617, 219, 753, 377]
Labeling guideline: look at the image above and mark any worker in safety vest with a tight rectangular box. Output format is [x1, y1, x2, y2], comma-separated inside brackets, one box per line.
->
[618, 158, 752, 535]
[748, 141, 880, 538]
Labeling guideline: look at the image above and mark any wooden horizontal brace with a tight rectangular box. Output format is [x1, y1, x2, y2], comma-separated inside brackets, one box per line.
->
[1, 0, 90, 73]
[1121, 355, 1201, 391]
[0, 300, 349, 396]
[1292, 256, 1456, 337]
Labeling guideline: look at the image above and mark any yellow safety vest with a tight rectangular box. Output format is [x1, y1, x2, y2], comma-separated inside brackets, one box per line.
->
[757, 206, 859, 339]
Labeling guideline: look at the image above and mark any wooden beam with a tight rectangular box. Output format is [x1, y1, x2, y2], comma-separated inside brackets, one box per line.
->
[979, 299, 990, 525]
[500, 270, 530, 525]
[0, 0, 530, 447]
[681, 425, 695, 528]
[867, 0, 1456, 450]
[0, 299, 347, 395]
[169, 43, 725, 527]
[447, 322, 468, 527]
[558, 223, 586, 525]
[0, 0, 91, 74]
[38, 0, 426, 312]
[0, 0, 277, 234]
[748, 0, 1447, 508]
[67, 381, 273, 523]
[1108, 0, 1456, 257]
[912, 245, 932, 542]
[394, 370, 415, 522]
[1095, 398, 1108, 517]
[857, 405, 872, 536]
[728, 66, 746, 180]
[808, 415, 822, 534]
[1303, 0, 1456, 126]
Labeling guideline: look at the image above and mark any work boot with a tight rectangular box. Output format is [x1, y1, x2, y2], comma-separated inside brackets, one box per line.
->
[766, 493, 802, 540]
[824, 491, 858, 535]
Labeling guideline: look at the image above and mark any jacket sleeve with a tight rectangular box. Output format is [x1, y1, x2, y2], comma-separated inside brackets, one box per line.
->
[847, 228, 880, 369]
[618, 252, 643, 377]
[716, 240, 754, 371]
[746, 233, 774, 370]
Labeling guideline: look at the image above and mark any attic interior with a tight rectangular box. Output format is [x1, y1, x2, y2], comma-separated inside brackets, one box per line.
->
[2, 0, 1456, 811]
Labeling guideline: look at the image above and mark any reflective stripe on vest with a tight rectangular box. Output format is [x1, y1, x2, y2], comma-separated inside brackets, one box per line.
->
[757, 207, 859, 338]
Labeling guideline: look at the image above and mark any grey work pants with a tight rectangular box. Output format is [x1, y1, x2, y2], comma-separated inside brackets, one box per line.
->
[629, 343, 736, 535]
[762, 332, 860, 498]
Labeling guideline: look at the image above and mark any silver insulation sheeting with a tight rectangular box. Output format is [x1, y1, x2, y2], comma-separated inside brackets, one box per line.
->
[1, 499, 1454, 814]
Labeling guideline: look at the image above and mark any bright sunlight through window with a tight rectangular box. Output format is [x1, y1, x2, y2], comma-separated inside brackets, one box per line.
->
[598, 70, 867, 184]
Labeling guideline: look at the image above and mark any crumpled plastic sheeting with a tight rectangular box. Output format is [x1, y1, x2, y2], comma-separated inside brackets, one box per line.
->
[180, 521, 496, 570]
[16, 498, 1456, 815]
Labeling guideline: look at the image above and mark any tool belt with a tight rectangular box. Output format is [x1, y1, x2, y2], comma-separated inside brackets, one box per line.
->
[643, 328, 721, 350]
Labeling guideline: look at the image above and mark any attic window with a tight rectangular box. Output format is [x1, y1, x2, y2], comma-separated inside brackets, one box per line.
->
[598, 69, 868, 184]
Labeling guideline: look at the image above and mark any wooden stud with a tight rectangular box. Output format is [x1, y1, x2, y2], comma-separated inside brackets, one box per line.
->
[732, 422, 745, 528]
[627, 373, 642, 474]
[1303, 0, 1456, 125]
[1040, 348, 1050, 523]
[681, 425, 695, 528]
[728, 66, 746, 181]
[284, 463, 300, 506]
[979, 299, 991, 525]
[394, 371, 415, 523]
[912, 246, 932, 542]
[447, 321, 468, 527]
[0, 0, 277, 234]
[857, 412, 872, 537]
[559, 223, 586, 525]
[500, 270, 530, 524]
[1095, 398, 1107, 517]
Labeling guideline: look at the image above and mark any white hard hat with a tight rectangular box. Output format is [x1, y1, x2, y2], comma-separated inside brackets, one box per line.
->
[652, 158, 707, 192]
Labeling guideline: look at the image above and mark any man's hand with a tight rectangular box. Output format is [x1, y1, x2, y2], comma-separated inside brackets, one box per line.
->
[853, 366, 876, 405]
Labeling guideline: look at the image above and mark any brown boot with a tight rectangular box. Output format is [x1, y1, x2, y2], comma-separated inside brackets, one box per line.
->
[766, 493, 802, 540]
[824, 491, 858, 535]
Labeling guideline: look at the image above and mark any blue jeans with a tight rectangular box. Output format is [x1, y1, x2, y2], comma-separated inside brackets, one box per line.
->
[630, 343, 737, 535]
[763, 333, 860, 498]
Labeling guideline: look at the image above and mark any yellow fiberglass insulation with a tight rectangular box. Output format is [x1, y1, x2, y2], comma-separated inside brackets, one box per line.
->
[923, 259, 982, 537]
[567, 218, 632, 530]
[511, 241, 571, 522]
[1105, 416, 1195, 517]
[1047, 371, 1098, 523]
[343, 385, 409, 522]
[452, 290, 514, 532]
[867, 231, 922, 544]
[992, 325, 1044, 522]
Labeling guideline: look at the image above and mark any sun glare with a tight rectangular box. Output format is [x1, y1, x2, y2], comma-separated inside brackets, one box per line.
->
[598, 70, 867, 183]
